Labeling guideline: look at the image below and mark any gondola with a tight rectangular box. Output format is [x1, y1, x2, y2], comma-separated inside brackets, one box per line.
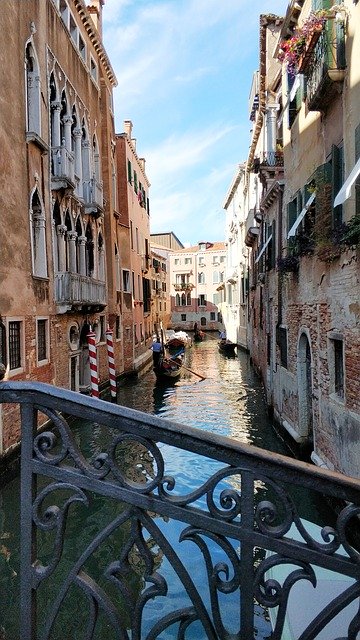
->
[218, 339, 236, 354]
[193, 330, 205, 342]
[154, 355, 182, 382]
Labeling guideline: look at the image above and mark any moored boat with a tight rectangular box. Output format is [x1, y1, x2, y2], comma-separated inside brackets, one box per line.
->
[154, 356, 182, 382]
[166, 330, 192, 352]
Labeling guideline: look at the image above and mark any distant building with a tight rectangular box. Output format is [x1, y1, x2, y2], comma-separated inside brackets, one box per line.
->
[169, 242, 226, 332]
[115, 121, 152, 373]
[150, 232, 184, 251]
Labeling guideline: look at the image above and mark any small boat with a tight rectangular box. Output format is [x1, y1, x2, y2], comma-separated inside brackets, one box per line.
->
[218, 339, 236, 354]
[166, 330, 192, 352]
[154, 356, 182, 382]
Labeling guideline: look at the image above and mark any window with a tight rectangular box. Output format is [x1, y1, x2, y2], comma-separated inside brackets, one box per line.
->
[134, 324, 138, 344]
[220, 256, 225, 264]
[213, 256, 219, 264]
[175, 294, 180, 306]
[60, 0, 69, 25]
[213, 271, 219, 284]
[184, 257, 192, 265]
[127, 159, 132, 183]
[174, 258, 180, 265]
[30, 188, 47, 278]
[133, 170, 138, 193]
[136, 227, 139, 254]
[99, 316, 106, 342]
[25, 42, 41, 136]
[122, 269, 131, 292]
[200, 317, 206, 326]
[9, 320, 23, 371]
[78, 34, 86, 61]
[329, 335, 344, 399]
[181, 314, 186, 322]
[90, 56, 98, 83]
[198, 294, 206, 306]
[198, 272, 205, 284]
[132, 272, 135, 297]
[140, 323, 143, 342]
[277, 326, 288, 369]
[37, 318, 48, 363]
[332, 144, 344, 226]
[210, 312, 215, 321]
[69, 13, 77, 43]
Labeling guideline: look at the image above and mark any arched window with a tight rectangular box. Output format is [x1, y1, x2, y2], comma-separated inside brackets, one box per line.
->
[30, 188, 47, 278]
[52, 201, 62, 272]
[75, 217, 82, 273]
[198, 271, 205, 284]
[175, 294, 180, 306]
[98, 232, 105, 281]
[201, 317, 207, 326]
[25, 42, 41, 135]
[186, 293, 191, 305]
[60, 91, 67, 145]
[64, 210, 72, 272]
[93, 135, 101, 182]
[181, 293, 186, 306]
[85, 223, 94, 276]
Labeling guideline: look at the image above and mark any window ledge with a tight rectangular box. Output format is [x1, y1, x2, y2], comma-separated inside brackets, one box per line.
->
[26, 132, 49, 153]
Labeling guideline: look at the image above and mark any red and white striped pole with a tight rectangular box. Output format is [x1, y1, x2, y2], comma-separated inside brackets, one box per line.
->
[87, 329, 99, 398]
[106, 327, 117, 399]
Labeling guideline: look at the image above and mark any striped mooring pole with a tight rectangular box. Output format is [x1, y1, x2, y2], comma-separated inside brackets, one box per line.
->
[106, 327, 117, 399]
[87, 329, 99, 398]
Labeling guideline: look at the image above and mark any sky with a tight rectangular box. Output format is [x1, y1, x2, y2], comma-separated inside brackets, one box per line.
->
[102, 0, 289, 247]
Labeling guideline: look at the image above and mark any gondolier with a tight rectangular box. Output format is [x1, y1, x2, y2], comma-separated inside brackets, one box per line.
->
[150, 337, 163, 369]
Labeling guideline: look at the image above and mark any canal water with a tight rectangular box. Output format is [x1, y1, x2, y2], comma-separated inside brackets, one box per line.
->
[0, 336, 333, 639]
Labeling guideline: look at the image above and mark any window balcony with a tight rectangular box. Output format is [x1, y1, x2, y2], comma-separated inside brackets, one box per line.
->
[244, 208, 259, 247]
[55, 272, 106, 311]
[83, 177, 104, 215]
[305, 26, 346, 112]
[51, 146, 75, 189]
[174, 282, 194, 292]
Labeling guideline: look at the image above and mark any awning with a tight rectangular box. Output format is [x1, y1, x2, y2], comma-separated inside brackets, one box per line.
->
[255, 234, 272, 263]
[287, 192, 316, 238]
[334, 157, 360, 207]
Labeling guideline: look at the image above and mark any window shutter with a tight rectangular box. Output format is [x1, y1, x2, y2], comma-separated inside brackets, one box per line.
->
[288, 199, 297, 232]
[127, 160, 132, 183]
[332, 144, 343, 226]
[355, 125, 360, 215]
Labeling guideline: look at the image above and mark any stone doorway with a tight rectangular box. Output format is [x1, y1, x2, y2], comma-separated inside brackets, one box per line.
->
[297, 332, 313, 443]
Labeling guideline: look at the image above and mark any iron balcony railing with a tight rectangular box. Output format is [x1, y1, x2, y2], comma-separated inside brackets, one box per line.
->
[0, 381, 360, 639]
[306, 24, 346, 112]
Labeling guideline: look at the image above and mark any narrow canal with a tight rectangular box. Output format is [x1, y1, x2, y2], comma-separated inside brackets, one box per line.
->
[0, 336, 333, 639]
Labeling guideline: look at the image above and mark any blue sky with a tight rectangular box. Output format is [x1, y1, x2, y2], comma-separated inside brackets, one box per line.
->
[102, 0, 289, 247]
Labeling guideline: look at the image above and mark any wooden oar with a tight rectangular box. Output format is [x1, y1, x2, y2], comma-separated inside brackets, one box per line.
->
[169, 359, 206, 381]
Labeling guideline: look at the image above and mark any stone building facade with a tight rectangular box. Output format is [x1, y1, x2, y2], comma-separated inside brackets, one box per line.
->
[170, 242, 226, 332]
[223, 0, 360, 478]
[0, 1, 154, 452]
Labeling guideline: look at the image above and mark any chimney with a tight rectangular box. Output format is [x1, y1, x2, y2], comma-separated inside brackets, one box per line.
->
[123, 120, 133, 139]
[87, 0, 105, 37]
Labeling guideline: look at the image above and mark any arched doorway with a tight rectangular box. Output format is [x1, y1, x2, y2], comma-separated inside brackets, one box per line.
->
[297, 332, 313, 443]
[79, 322, 91, 391]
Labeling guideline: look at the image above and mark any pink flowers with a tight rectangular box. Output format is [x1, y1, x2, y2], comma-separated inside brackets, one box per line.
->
[278, 12, 327, 75]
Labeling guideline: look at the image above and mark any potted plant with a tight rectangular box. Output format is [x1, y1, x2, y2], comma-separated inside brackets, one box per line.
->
[278, 11, 327, 75]
[276, 255, 300, 273]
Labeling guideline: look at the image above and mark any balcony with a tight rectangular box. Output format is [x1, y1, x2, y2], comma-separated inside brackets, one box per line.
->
[51, 146, 75, 189]
[305, 26, 346, 112]
[244, 208, 259, 247]
[83, 177, 104, 215]
[55, 272, 106, 311]
[173, 282, 194, 292]
[1, 381, 360, 639]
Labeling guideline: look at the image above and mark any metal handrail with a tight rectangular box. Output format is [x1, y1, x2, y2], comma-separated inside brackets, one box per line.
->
[1, 381, 360, 639]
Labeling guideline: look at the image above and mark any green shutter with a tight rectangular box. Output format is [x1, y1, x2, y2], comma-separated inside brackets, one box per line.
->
[332, 144, 343, 226]
[133, 171, 138, 193]
[127, 159, 132, 183]
[288, 199, 297, 233]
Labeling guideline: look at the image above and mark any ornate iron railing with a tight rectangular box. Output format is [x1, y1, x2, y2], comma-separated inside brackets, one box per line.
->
[0, 381, 360, 639]
[306, 24, 346, 112]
